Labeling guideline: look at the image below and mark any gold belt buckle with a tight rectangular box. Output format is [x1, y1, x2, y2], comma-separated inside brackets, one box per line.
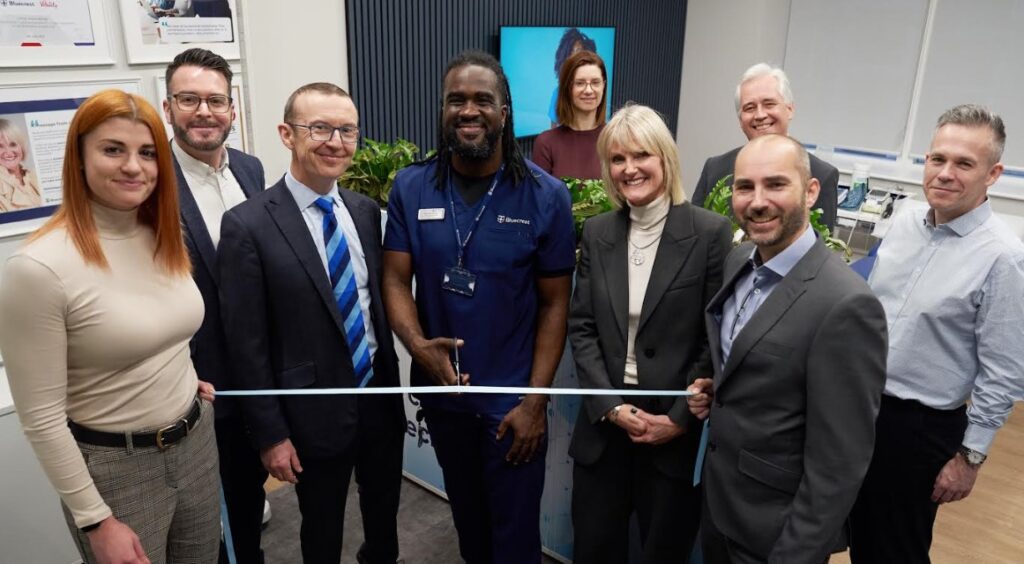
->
[155, 418, 189, 450]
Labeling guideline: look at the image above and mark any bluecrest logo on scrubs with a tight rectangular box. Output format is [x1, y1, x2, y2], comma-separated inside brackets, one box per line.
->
[496, 214, 531, 226]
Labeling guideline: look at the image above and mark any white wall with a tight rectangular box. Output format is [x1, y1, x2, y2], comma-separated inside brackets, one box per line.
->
[237, 0, 349, 182]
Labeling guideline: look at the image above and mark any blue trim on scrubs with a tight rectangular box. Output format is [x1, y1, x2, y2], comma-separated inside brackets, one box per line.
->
[385, 158, 576, 415]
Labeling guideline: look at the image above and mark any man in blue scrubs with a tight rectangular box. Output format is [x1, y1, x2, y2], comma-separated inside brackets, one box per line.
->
[382, 50, 575, 563]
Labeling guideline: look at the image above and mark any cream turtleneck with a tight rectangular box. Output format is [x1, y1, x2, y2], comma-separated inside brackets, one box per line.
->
[0, 201, 203, 526]
[624, 193, 671, 385]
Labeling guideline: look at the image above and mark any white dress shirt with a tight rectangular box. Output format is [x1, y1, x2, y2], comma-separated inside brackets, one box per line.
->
[172, 140, 246, 248]
[283, 171, 377, 360]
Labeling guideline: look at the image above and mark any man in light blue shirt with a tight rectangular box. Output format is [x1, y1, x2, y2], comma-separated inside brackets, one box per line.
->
[850, 105, 1024, 563]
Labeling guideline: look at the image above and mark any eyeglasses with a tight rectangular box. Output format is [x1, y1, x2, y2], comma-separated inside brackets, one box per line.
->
[170, 93, 233, 113]
[573, 79, 605, 91]
[287, 122, 360, 144]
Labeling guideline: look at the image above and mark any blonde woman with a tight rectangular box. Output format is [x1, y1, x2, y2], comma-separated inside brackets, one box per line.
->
[0, 118, 42, 211]
[568, 104, 732, 563]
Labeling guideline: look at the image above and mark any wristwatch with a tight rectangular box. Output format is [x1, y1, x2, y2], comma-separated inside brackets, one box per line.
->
[958, 445, 987, 467]
[79, 521, 102, 534]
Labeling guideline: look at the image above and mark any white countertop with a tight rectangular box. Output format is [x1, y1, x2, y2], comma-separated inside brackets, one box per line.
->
[828, 152, 1024, 203]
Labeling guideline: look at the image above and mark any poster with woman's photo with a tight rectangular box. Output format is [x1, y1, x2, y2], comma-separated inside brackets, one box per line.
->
[0, 80, 141, 234]
[120, 0, 239, 63]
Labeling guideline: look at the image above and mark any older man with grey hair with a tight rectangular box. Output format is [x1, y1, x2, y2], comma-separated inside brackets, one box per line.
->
[849, 104, 1024, 563]
[691, 63, 839, 230]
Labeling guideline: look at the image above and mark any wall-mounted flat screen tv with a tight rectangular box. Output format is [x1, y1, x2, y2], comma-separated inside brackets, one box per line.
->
[500, 26, 615, 138]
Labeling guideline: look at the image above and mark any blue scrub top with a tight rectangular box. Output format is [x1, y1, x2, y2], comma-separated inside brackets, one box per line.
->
[384, 158, 575, 415]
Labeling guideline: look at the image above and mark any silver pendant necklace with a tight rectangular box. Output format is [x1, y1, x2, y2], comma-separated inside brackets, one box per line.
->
[628, 235, 661, 266]
[628, 208, 669, 266]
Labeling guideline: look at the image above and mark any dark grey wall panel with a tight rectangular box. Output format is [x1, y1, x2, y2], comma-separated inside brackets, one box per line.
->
[345, 0, 687, 156]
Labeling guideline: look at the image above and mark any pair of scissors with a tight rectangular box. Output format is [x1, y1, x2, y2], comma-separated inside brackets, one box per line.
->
[452, 337, 462, 387]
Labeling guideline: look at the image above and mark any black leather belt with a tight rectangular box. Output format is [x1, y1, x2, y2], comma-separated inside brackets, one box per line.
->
[68, 398, 202, 450]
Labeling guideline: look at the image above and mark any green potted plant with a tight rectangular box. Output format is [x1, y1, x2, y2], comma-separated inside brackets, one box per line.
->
[703, 174, 851, 261]
[563, 177, 613, 241]
[338, 138, 431, 207]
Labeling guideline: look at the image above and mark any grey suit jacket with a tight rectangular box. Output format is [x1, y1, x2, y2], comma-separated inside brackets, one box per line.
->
[568, 202, 732, 478]
[692, 146, 839, 231]
[702, 239, 887, 563]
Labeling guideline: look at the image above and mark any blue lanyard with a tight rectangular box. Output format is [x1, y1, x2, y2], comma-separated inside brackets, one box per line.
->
[447, 165, 504, 268]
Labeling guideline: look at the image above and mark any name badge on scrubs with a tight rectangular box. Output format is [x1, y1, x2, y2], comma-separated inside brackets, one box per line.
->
[442, 266, 477, 297]
[418, 208, 445, 221]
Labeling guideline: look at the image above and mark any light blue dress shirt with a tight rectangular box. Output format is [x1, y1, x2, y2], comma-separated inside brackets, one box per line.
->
[719, 226, 817, 366]
[284, 172, 378, 360]
[869, 200, 1024, 453]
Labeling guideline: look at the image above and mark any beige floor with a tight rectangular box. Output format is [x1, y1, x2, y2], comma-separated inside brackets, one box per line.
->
[265, 409, 1024, 563]
[832, 407, 1024, 563]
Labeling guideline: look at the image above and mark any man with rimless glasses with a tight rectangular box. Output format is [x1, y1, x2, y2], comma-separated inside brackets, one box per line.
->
[218, 82, 405, 564]
[164, 47, 269, 564]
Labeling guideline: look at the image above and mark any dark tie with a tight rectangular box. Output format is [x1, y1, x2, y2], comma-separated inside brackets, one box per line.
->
[314, 197, 373, 387]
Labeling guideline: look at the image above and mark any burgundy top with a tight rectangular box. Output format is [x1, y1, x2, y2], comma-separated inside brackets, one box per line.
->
[531, 124, 604, 180]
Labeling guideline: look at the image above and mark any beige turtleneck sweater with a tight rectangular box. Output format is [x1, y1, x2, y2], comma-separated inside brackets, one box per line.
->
[624, 193, 671, 385]
[0, 202, 203, 527]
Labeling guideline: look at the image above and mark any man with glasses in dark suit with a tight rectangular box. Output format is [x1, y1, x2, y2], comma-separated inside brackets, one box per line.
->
[218, 82, 405, 564]
[164, 47, 268, 564]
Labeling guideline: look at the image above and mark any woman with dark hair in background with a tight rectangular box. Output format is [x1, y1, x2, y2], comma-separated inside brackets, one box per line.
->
[0, 118, 42, 211]
[533, 50, 608, 180]
[0, 90, 220, 564]
[569, 104, 732, 563]
[547, 27, 597, 126]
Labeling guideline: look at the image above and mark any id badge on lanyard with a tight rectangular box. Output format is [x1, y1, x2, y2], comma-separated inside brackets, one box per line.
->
[442, 165, 504, 298]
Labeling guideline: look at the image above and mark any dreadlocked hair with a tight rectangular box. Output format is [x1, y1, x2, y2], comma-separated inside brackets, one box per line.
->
[434, 50, 530, 189]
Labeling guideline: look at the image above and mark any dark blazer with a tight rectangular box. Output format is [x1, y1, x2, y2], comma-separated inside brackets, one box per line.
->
[692, 147, 839, 231]
[218, 178, 403, 459]
[702, 239, 887, 563]
[175, 147, 264, 419]
[568, 202, 733, 478]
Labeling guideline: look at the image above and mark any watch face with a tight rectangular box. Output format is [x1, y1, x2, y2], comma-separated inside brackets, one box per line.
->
[961, 448, 986, 465]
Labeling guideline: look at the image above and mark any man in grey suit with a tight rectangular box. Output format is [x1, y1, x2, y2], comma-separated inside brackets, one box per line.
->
[688, 134, 887, 564]
[691, 63, 839, 231]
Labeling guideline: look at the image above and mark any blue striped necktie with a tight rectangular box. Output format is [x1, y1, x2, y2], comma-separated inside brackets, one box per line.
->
[314, 197, 374, 388]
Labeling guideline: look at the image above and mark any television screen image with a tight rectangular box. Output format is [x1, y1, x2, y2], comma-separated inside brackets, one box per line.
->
[501, 26, 615, 138]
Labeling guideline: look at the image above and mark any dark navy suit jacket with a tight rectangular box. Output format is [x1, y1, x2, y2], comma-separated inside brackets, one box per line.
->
[217, 178, 403, 459]
[175, 147, 264, 420]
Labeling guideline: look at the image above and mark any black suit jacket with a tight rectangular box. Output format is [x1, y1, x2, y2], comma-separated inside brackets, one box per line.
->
[568, 203, 733, 478]
[176, 147, 264, 420]
[692, 146, 839, 231]
[218, 178, 403, 459]
[702, 239, 887, 563]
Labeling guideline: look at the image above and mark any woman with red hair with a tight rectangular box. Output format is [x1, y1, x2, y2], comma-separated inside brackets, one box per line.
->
[0, 90, 219, 564]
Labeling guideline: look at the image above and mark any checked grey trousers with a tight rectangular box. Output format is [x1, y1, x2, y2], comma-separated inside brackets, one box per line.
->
[63, 400, 222, 564]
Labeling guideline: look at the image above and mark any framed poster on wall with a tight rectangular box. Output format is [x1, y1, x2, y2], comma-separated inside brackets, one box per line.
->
[153, 74, 248, 153]
[119, 0, 240, 64]
[0, 0, 114, 68]
[0, 79, 142, 238]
